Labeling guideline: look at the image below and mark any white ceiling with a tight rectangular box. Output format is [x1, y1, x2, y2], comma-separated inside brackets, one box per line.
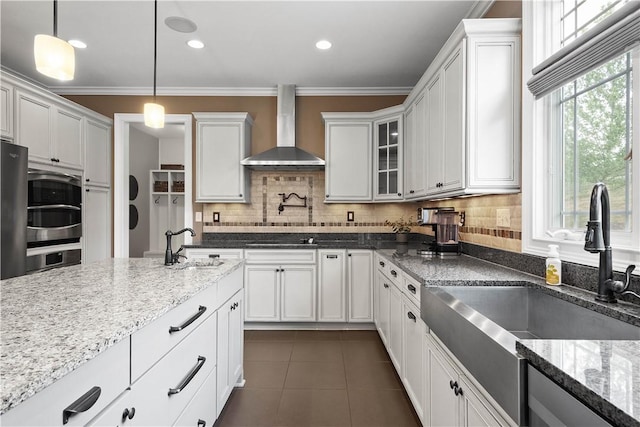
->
[0, 0, 491, 96]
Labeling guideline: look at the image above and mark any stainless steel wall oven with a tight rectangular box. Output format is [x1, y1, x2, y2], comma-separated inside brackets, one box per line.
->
[27, 169, 82, 248]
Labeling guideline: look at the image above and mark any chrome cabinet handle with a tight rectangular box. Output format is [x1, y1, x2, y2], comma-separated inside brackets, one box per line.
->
[62, 386, 101, 424]
[169, 305, 207, 333]
[407, 284, 417, 294]
[168, 356, 206, 395]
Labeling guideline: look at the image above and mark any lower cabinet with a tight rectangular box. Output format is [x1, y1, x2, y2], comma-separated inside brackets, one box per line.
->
[375, 268, 391, 347]
[244, 250, 317, 322]
[83, 185, 111, 263]
[402, 296, 426, 424]
[347, 250, 373, 322]
[317, 249, 347, 322]
[173, 367, 217, 427]
[216, 289, 244, 416]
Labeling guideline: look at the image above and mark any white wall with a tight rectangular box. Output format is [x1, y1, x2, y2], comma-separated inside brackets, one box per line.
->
[129, 127, 159, 258]
[159, 138, 184, 166]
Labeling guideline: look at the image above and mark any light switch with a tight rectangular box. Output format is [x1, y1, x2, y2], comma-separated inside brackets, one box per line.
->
[213, 212, 220, 223]
[347, 211, 355, 222]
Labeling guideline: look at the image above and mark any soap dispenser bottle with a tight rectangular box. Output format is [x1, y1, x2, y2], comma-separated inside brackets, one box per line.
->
[545, 244, 562, 285]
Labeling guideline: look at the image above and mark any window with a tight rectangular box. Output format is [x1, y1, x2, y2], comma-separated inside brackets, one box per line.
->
[522, 1, 640, 270]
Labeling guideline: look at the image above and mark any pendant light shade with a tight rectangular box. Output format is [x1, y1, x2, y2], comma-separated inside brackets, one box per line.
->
[144, 0, 164, 128]
[34, 0, 75, 81]
[144, 102, 165, 128]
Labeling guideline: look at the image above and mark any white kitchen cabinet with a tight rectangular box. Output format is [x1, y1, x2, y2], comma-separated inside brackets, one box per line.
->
[375, 269, 391, 347]
[388, 278, 403, 372]
[173, 367, 217, 427]
[322, 115, 372, 202]
[84, 119, 111, 188]
[244, 250, 317, 322]
[1, 81, 14, 139]
[193, 112, 252, 203]
[317, 249, 347, 322]
[426, 333, 512, 427]
[402, 296, 426, 424]
[347, 249, 373, 322]
[403, 92, 427, 199]
[374, 113, 403, 201]
[217, 289, 244, 416]
[0, 339, 130, 426]
[418, 20, 521, 197]
[16, 89, 84, 170]
[83, 185, 111, 263]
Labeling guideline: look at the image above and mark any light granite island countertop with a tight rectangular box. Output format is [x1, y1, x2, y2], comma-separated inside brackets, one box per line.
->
[0, 258, 243, 415]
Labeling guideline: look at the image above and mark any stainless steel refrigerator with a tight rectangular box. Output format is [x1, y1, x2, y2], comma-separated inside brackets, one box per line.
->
[1, 140, 27, 279]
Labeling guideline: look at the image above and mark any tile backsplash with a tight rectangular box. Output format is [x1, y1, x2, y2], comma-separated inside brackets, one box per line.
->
[200, 171, 522, 252]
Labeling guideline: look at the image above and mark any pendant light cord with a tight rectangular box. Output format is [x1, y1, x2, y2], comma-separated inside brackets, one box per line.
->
[53, 0, 58, 37]
[153, 0, 158, 100]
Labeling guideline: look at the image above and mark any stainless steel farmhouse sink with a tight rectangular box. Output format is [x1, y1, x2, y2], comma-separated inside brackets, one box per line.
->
[421, 285, 640, 424]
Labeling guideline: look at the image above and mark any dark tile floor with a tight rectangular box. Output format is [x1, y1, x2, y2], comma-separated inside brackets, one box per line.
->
[214, 330, 421, 427]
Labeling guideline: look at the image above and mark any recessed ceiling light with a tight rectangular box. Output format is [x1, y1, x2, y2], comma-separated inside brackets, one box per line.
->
[315, 40, 332, 50]
[165, 16, 197, 33]
[187, 40, 205, 49]
[68, 39, 87, 49]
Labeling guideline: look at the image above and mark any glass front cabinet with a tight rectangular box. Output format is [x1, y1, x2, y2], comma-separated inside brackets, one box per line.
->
[374, 114, 403, 201]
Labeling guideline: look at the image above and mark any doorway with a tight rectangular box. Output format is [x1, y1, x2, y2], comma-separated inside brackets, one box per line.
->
[113, 114, 193, 258]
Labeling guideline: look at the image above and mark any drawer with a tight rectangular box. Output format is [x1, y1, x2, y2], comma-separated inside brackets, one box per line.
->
[216, 267, 243, 312]
[1, 339, 129, 427]
[183, 248, 243, 260]
[375, 253, 389, 276]
[403, 273, 421, 308]
[172, 367, 217, 427]
[244, 249, 316, 264]
[131, 284, 217, 381]
[90, 315, 217, 426]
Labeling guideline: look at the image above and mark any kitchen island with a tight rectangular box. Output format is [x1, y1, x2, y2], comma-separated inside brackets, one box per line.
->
[0, 258, 243, 424]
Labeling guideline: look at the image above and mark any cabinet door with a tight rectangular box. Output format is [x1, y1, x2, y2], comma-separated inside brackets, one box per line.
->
[388, 282, 403, 373]
[84, 119, 111, 187]
[324, 121, 372, 201]
[374, 115, 403, 200]
[281, 265, 316, 321]
[441, 43, 465, 193]
[172, 367, 217, 427]
[244, 265, 279, 321]
[405, 93, 427, 199]
[426, 74, 443, 194]
[348, 250, 373, 322]
[55, 107, 83, 169]
[376, 271, 391, 347]
[217, 290, 244, 415]
[318, 250, 346, 322]
[402, 298, 426, 423]
[460, 376, 504, 427]
[428, 337, 460, 427]
[229, 293, 244, 388]
[196, 119, 249, 203]
[1, 83, 13, 139]
[16, 89, 52, 163]
[83, 186, 111, 263]
[403, 104, 415, 197]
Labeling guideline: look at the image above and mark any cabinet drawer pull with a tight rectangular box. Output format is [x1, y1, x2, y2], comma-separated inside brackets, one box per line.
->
[326, 255, 338, 259]
[383, 283, 389, 289]
[62, 386, 101, 425]
[208, 254, 220, 259]
[197, 420, 206, 427]
[407, 284, 417, 294]
[390, 270, 397, 277]
[122, 407, 135, 421]
[454, 385, 464, 396]
[379, 261, 385, 267]
[169, 305, 207, 333]
[407, 311, 416, 322]
[168, 356, 206, 395]
[449, 380, 457, 389]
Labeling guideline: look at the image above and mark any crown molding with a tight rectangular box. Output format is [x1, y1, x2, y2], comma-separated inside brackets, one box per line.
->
[48, 85, 412, 97]
[465, 0, 495, 19]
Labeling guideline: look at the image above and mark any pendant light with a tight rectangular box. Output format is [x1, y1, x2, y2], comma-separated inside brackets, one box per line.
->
[144, 0, 164, 128]
[34, 0, 75, 81]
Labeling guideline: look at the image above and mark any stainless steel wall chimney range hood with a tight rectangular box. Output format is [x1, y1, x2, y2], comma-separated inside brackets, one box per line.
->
[241, 84, 325, 170]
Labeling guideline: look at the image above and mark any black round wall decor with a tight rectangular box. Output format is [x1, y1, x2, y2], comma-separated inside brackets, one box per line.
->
[129, 175, 139, 201]
[129, 204, 139, 230]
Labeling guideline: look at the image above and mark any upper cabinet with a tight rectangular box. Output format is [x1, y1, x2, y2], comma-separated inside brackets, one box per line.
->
[374, 111, 403, 201]
[407, 18, 522, 199]
[1, 82, 13, 140]
[194, 112, 253, 203]
[322, 113, 373, 202]
[84, 119, 112, 187]
[403, 92, 427, 199]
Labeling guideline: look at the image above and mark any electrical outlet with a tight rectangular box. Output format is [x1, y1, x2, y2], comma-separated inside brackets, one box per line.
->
[213, 212, 220, 223]
[347, 211, 355, 222]
[496, 209, 511, 228]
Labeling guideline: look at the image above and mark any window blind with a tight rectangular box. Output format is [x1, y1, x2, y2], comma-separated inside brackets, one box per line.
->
[527, 1, 640, 98]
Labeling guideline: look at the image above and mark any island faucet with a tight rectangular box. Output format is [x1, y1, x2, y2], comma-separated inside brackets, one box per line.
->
[165, 228, 196, 265]
[584, 183, 636, 302]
